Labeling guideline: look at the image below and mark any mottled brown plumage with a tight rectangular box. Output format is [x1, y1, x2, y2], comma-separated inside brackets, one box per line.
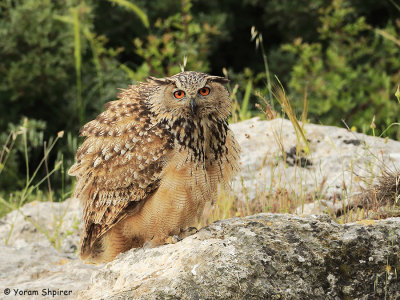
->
[68, 71, 240, 263]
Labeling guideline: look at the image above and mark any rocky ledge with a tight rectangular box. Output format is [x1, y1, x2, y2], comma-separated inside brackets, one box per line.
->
[231, 118, 400, 215]
[78, 214, 400, 300]
[1, 201, 399, 300]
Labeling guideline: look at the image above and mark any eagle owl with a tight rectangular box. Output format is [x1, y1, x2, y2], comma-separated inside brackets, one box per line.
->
[68, 71, 240, 263]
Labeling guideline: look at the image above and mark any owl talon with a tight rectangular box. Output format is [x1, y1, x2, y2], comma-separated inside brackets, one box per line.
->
[179, 227, 198, 239]
[142, 240, 153, 250]
[171, 235, 182, 243]
[185, 227, 199, 234]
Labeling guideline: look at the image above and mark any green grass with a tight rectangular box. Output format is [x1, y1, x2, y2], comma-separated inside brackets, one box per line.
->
[0, 123, 74, 249]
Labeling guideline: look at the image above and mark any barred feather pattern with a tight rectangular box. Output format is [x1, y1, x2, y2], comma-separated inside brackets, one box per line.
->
[68, 71, 240, 262]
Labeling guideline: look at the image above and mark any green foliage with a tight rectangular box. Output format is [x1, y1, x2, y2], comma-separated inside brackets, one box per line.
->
[228, 68, 262, 123]
[0, 118, 46, 191]
[0, 0, 74, 130]
[257, 0, 330, 42]
[0, 0, 128, 131]
[0, 123, 65, 216]
[129, 0, 220, 81]
[0, 128, 74, 249]
[108, 0, 149, 28]
[282, 0, 400, 137]
[0, 0, 128, 193]
[225, 68, 261, 123]
[53, 1, 127, 124]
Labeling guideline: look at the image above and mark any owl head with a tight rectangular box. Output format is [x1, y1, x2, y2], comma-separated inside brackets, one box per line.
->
[144, 71, 231, 121]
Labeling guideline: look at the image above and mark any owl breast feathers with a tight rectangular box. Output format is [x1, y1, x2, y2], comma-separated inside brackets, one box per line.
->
[68, 71, 240, 263]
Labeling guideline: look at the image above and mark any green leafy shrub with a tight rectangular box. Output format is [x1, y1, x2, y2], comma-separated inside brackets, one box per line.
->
[282, 0, 400, 137]
[0, 0, 75, 131]
[0, 0, 129, 192]
[128, 0, 220, 81]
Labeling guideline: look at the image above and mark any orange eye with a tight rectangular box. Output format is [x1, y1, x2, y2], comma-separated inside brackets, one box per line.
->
[199, 87, 210, 96]
[173, 90, 185, 99]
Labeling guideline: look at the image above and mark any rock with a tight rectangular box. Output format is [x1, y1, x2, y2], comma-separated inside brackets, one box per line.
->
[0, 243, 97, 300]
[294, 199, 346, 215]
[78, 214, 400, 299]
[0, 197, 94, 299]
[0, 197, 81, 253]
[230, 118, 400, 214]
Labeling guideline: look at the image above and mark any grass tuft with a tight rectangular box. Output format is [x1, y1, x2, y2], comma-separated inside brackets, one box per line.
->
[0, 123, 74, 250]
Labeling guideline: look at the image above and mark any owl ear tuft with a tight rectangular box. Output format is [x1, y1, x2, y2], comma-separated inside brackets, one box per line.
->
[207, 76, 230, 84]
[147, 76, 173, 85]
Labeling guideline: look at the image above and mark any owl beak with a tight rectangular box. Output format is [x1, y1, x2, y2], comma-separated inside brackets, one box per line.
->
[190, 98, 196, 113]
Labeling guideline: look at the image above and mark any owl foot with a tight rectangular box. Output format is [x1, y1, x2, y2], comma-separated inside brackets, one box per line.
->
[163, 235, 180, 244]
[164, 232, 190, 244]
[141, 239, 154, 251]
[168, 227, 199, 244]
[171, 235, 182, 243]
[180, 226, 198, 238]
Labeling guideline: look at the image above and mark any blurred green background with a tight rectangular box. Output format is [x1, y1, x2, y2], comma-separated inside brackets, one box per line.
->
[0, 0, 399, 212]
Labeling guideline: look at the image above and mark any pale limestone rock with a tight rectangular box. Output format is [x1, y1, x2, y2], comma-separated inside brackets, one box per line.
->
[78, 214, 400, 300]
[0, 243, 97, 299]
[230, 118, 400, 214]
[0, 197, 81, 253]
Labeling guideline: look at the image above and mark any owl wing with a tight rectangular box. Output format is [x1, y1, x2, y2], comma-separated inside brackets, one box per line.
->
[68, 87, 172, 255]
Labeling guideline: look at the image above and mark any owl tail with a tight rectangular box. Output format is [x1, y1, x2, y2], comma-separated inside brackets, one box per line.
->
[79, 221, 132, 264]
[79, 223, 105, 264]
